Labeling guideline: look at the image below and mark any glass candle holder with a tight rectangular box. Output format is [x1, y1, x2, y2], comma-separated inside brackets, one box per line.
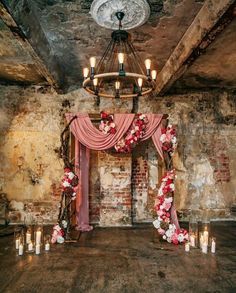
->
[189, 213, 198, 247]
[44, 235, 51, 252]
[25, 226, 33, 245]
[34, 225, 43, 246]
[27, 240, 34, 253]
[14, 227, 24, 250]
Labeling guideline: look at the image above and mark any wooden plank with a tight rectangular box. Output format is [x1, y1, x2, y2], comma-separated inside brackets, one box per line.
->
[0, 2, 59, 90]
[155, 0, 236, 96]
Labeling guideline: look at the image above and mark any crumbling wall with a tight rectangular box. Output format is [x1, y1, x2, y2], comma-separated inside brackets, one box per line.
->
[0, 85, 235, 224]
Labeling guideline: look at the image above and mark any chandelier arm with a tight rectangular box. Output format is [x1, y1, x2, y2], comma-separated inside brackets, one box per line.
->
[108, 41, 117, 73]
[125, 41, 138, 87]
[127, 41, 146, 75]
[97, 38, 114, 74]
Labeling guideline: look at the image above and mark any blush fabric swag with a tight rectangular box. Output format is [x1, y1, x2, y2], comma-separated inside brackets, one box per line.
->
[66, 113, 168, 231]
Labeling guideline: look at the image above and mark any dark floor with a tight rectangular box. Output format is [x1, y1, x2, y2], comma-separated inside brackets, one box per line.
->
[0, 222, 236, 293]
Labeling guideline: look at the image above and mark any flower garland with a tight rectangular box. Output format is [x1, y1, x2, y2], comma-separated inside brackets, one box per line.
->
[114, 114, 148, 153]
[51, 168, 79, 244]
[160, 124, 177, 156]
[99, 111, 116, 134]
[62, 167, 79, 200]
[153, 170, 188, 244]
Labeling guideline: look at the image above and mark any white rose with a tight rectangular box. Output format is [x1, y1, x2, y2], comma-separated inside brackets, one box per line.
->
[177, 234, 184, 242]
[170, 183, 175, 191]
[135, 126, 139, 131]
[62, 181, 70, 187]
[104, 126, 110, 133]
[160, 134, 166, 142]
[163, 235, 167, 240]
[68, 172, 75, 180]
[153, 219, 161, 229]
[57, 236, 65, 244]
[110, 123, 115, 128]
[171, 137, 177, 144]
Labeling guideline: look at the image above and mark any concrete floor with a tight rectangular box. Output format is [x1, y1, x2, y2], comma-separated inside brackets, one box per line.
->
[0, 222, 236, 293]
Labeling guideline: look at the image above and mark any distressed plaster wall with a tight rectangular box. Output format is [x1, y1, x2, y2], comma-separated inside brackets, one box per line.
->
[0, 85, 236, 225]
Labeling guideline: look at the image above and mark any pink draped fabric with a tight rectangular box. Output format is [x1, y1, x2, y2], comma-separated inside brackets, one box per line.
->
[66, 113, 179, 231]
[74, 141, 93, 231]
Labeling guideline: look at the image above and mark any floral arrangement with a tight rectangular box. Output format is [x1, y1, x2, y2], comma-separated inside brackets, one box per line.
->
[51, 224, 65, 244]
[153, 170, 188, 244]
[62, 167, 79, 200]
[52, 168, 79, 244]
[99, 111, 116, 134]
[114, 114, 148, 153]
[160, 124, 177, 156]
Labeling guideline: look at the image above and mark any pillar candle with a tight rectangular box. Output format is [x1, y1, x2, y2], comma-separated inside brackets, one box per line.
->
[45, 243, 50, 251]
[26, 232, 31, 244]
[18, 244, 23, 256]
[35, 244, 40, 255]
[28, 242, 33, 251]
[185, 242, 190, 252]
[203, 230, 209, 244]
[211, 239, 216, 253]
[36, 231, 41, 245]
[202, 242, 208, 254]
[15, 239, 20, 249]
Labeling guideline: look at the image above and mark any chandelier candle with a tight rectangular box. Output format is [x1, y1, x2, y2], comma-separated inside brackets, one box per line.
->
[83, 67, 89, 79]
[151, 70, 157, 81]
[118, 53, 124, 72]
[90, 57, 96, 77]
[145, 59, 151, 77]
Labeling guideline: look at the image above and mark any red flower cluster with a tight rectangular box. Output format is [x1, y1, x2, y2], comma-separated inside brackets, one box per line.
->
[62, 167, 79, 199]
[115, 114, 148, 153]
[99, 111, 116, 134]
[160, 125, 177, 155]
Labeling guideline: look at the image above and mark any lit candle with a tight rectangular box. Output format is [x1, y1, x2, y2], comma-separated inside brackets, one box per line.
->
[189, 235, 196, 247]
[185, 242, 190, 252]
[28, 241, 33, 251]
[83, 67, 89, 79]
[18, 244, 24, 256]
[151, 70, 157, 81]
[203, 230, 209, 245]
[15, 239, 20, 249]
[211, 238, 216, 253]
[45, 242, 50, 251]
[26, 232, 31, 244]
[35, 244, 40, 255]
[202, 242, 208, 254]
[200, 233, 204, 248]
[144, 59, 151, 76]
[36, 230, 41, 245]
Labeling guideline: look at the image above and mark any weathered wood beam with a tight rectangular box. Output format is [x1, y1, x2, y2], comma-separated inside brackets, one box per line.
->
[0, 1, 60, 91]
[155, 0, 236, 96]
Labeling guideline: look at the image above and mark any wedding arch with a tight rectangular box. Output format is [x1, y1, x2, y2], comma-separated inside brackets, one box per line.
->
[51, 113, 188, 245]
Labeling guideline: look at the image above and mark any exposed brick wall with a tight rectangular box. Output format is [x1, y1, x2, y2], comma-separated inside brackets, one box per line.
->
[209, 139, 231, 183]
[98, 151, 132, 226]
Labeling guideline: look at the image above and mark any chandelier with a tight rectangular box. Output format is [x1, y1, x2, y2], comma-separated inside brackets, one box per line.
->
[82, 11, 157, 101]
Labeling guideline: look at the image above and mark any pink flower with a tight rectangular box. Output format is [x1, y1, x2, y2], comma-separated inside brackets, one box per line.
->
[158, 228, 165, 235]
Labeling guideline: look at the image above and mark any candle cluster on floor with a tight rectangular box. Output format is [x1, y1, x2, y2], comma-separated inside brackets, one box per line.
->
[184, 214, 216, 254]
[14, 225, 51, 256]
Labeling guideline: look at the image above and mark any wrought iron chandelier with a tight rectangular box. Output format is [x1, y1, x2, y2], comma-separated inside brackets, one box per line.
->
[82, 11, 157, 100]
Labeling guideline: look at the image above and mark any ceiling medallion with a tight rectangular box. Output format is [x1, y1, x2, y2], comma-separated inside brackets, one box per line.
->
[83, 2, 157, 102]
[90, 0, 151, 30]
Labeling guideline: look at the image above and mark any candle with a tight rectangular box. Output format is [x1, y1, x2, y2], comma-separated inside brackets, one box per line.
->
[28, 242, 33, 251]
[200, 233, 204, 248]
[189, 235, 196, 247]
[35, 244, 40, 255]
[203, 230, 209, 244]
[36, 230, 41, 245]
[26, 232, 31, 244]
[15, 239, 20, 249]
[45, 242, 50, 251]
[185, 242, 190, 252]
[18, 244, 24, 256]
[202, 242, 208, 254]
[211, 239, 216, 253]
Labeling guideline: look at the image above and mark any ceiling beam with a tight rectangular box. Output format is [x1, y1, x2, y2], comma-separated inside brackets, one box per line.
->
[0, 1, 61, 91]
[155, 0, 236, 96]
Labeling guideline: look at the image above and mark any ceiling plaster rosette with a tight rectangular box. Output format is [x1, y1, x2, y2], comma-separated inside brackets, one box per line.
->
[90, 0, 151, 30]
